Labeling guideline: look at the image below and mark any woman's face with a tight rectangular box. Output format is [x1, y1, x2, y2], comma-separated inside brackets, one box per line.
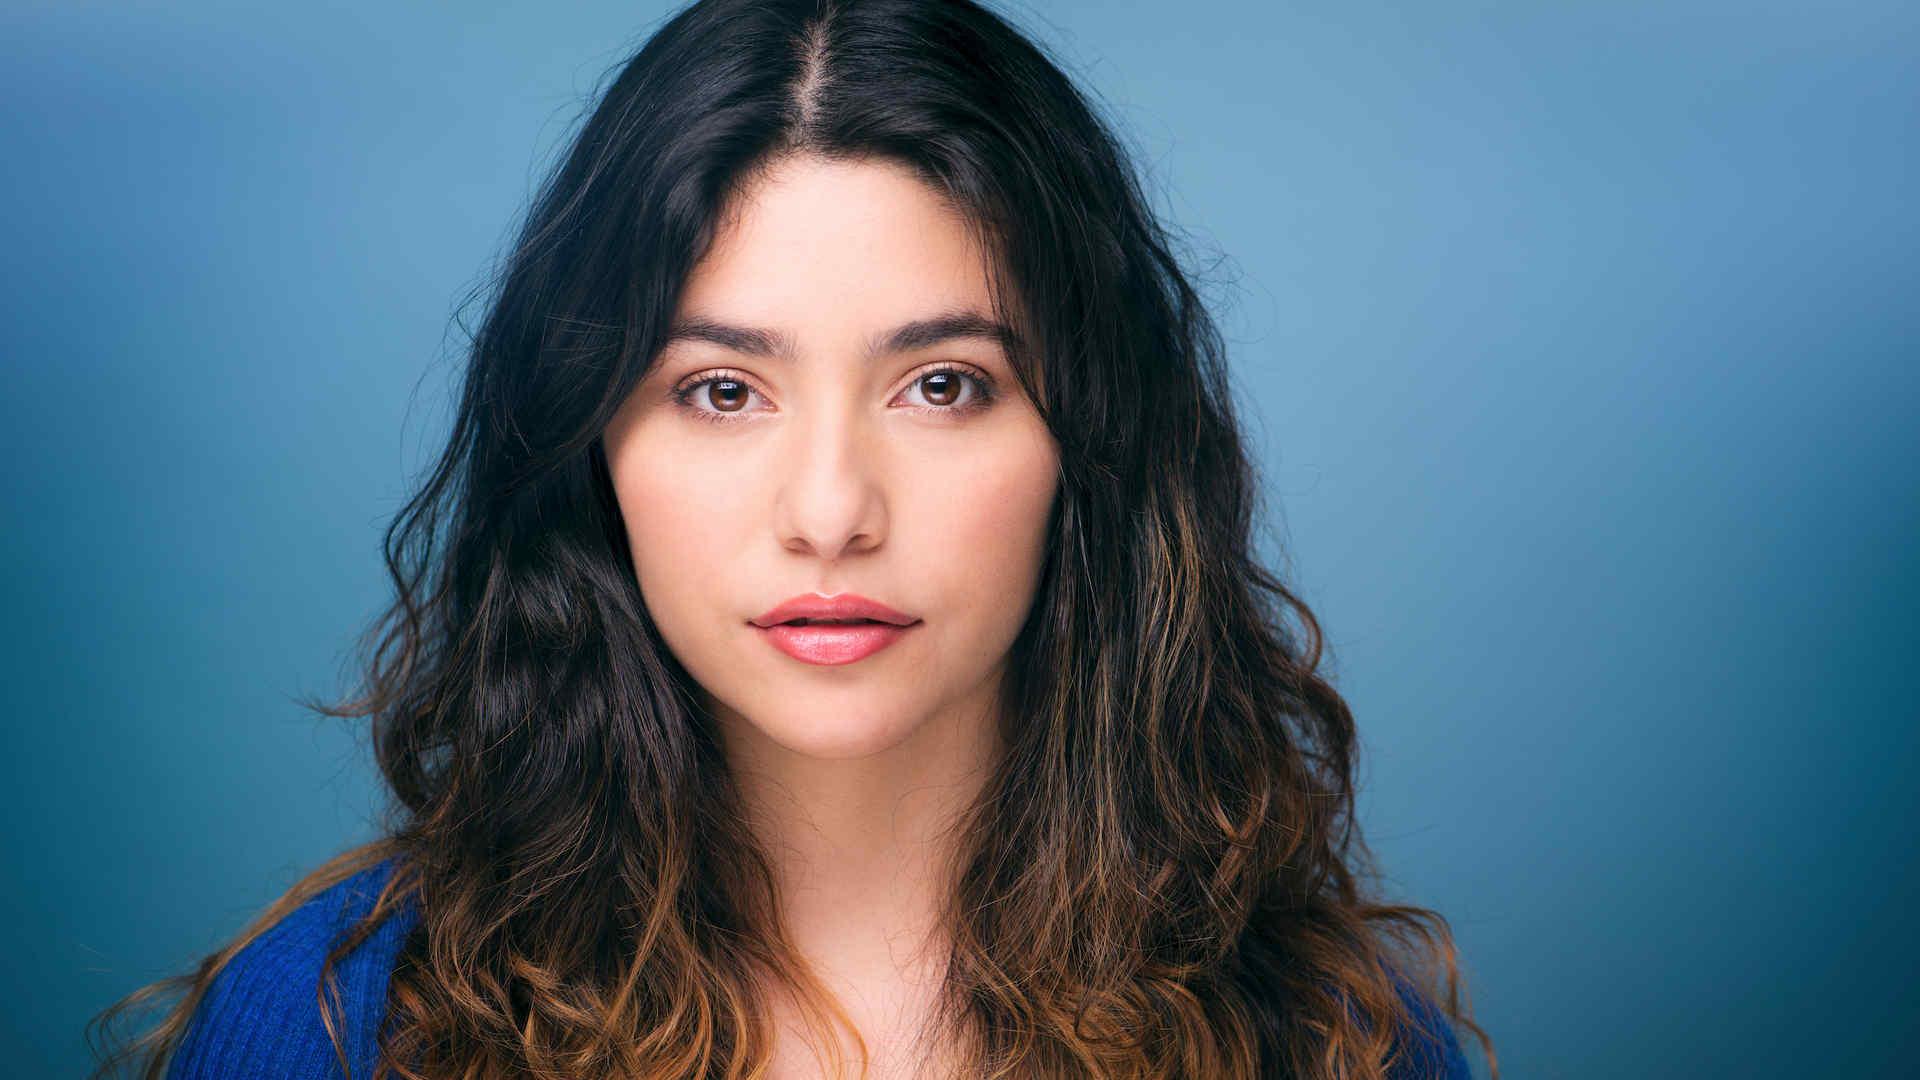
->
[603, 153, 1060, 761]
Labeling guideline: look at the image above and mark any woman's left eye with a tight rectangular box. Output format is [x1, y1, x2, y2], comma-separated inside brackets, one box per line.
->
[898, 367, 996, 413]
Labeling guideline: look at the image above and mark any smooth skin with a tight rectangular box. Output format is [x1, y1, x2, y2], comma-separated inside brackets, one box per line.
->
[602, 153, 1061, 1078]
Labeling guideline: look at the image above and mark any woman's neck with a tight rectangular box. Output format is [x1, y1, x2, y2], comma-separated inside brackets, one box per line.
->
[713, 679, 1005, 1072]
[722, 688, 1001, 969]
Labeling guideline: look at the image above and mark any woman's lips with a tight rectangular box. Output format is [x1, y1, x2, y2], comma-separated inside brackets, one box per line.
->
[756, 621, 917, 665]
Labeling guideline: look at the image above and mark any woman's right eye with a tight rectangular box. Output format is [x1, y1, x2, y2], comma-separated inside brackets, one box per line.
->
[670, 374, 766, 423]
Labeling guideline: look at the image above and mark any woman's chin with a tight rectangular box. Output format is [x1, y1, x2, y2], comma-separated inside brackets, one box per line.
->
[734, 705, 927, 762]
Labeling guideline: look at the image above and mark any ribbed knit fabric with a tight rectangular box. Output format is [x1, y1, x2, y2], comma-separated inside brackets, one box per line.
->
[166, 856, 1474, 1078]
[1386, 970, 1477, 1078]
[166, 857, 418, 1079]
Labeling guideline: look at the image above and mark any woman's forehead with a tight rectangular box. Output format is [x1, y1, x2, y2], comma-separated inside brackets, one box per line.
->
[679, 156, 997, 320]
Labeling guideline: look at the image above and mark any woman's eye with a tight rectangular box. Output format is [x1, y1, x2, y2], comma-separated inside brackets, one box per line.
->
[671, 377, 764, 421]
[899, 367, 996, 414]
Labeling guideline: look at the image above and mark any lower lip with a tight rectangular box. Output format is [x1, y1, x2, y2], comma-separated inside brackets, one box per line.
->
[755, 621, 918, 665]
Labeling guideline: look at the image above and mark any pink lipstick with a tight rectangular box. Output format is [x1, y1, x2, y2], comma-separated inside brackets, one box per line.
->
[749, 592, 921, 666]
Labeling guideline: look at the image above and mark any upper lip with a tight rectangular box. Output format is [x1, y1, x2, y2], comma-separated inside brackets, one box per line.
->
[750, 592, 919, 628]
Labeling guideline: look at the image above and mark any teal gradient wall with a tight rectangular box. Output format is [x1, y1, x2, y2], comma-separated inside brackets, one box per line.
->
[3, 2, 1913, 1076]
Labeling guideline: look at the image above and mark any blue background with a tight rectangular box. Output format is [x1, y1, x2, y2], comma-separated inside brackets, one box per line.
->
[4, 2, 1914, 1076]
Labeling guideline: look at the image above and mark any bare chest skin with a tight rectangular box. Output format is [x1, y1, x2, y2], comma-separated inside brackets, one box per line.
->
[758, 970, 962, 1080]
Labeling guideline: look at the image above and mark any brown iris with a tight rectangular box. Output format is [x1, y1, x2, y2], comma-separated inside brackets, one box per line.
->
[920, 371, 961, 406]
[707, 380, 750, 412]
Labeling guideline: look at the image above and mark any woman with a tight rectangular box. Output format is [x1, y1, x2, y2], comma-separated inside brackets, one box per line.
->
[91, 0, 1495, 1076]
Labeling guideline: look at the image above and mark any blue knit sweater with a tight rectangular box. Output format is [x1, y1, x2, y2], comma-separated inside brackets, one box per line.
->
[168, 858, 1474, 1078]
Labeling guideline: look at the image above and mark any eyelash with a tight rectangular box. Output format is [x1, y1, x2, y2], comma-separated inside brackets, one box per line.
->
[667, 364, 999, 425]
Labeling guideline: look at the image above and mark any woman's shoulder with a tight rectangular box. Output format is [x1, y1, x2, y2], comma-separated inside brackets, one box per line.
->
[165, 855, 419, 1080]
[1386, 970, 1475, 1079]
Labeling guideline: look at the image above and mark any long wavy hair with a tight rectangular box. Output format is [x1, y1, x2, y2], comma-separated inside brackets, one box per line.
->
[89, 1, 1496, 1077]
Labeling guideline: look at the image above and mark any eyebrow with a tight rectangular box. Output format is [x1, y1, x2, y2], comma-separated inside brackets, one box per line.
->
[661, 308, 1020, 362]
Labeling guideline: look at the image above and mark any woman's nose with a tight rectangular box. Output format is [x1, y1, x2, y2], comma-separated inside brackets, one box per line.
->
[770, 407, 886, 561]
